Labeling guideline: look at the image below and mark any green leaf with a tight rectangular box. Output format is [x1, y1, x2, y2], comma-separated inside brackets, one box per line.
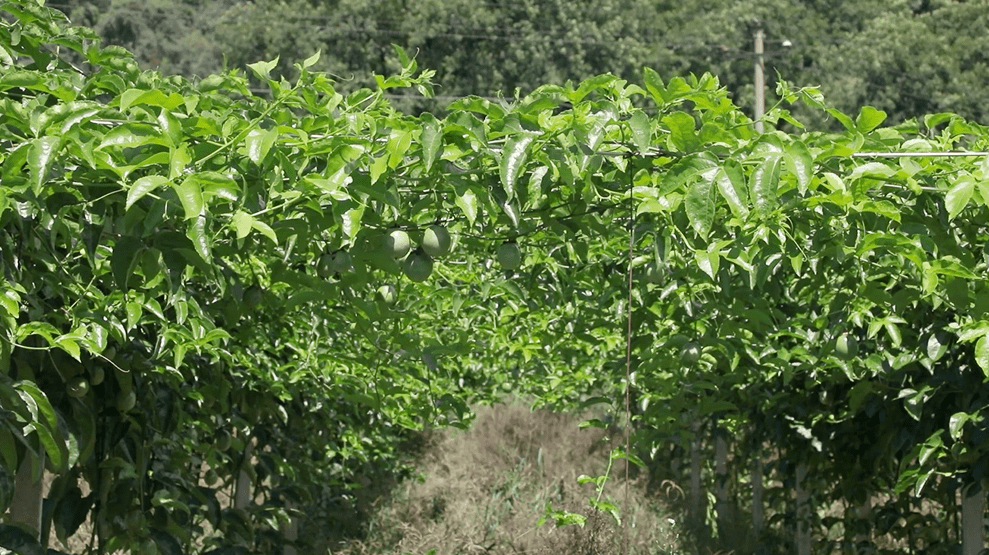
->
[126, 175, 169, 210]
[662, 112, 696, 152]
[949, 412, 970, 441]
[111, 236, 144, 290]
[976, 334, 989, 376]
[231, 211, 253, 240]
[173, 176, 204, 219]
[500, 135, 534, 201]
[456, 190, 478, 225]
[301, 50, 320, 69]
[186, 214, 211, 263]
[628, 110, 651, 152]
[945, 175, 976, 221]
[714, 162, 748, 219]
[784, 141, 813, 194]
[97, 123, 167, 150]
[15, 382, 66, 471]
[855, 106, 887, 133]
[342, 206, 364, 243]
[643, 67, 667, 104]
[28, 136, 60, 193]
[244, 128, 278, 165]
[694, 247, 719, 280]
[685, 170, 714, 238]
[420, 114, 442, 172]
[387, 128, 413, 169]
[750, 153, 782, 217]
[247, 57, 279, 80]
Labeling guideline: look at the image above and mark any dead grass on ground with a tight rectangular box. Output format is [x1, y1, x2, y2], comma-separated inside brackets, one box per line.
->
[325, 398, 685, 555]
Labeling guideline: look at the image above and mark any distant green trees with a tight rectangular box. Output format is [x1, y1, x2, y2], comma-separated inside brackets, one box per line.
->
[52, 0, 989, 125]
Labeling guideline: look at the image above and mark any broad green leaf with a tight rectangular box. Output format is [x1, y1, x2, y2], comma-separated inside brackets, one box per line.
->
[784, 141, 813, 194]
[685, 171, 714, 238]
[387, 128, 413, 169]
[97, 123, 167, 150]
[231, 211, 253, 240]
[342, 206, 364, 243]
[119, 88, 184, 112]
[500, 135, 534, 201]
[976, 335, 989, 376]
[643, 68, 667, 104]
[662, 112, 696, 152]
[301, 49, 320, 69]
[126, 175, 169, 210]
[251, 219, 277, 244]
[186, 214, 211, 263]
[456, 190, 478, 225]
[714, 161, 748, 219]
[750, 153, 782, 217]
[173, 176, 204, 219]
[420, 114, 442, 172]
[247, 57, 279, 80]
[244, 128, 277, 165]
[694, 248, 719, 280]
[628, 110, 650, 152]
[945, 175, 975, 220]
[16, 381, 66, 471]
[855, 106, 887, 133]
[949, 412, 970, 441]
[111, 236, 144, 290]
[28, 136, 60, 193]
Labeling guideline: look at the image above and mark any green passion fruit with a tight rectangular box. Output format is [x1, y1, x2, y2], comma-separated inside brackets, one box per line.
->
[835, 334, 859, 360]
[421, 225, 452, 257]
[679, 342, 701, 365]
[385, 229, 412, 259]
[67, 376, 90, 398]
[497, 242, 522, 270]
[116, 390, 137, 412]
[403, 252, 434, 282]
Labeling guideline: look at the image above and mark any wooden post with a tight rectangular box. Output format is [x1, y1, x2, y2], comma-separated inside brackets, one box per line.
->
[234, 439, 255, 510]
[961, 483, 985, 555]
[715, 423, 731, 539]
[795, 463, 811, 555]
[7, 453, 44, 540]
[690, 420, 703, 527]
[752, 456, 764, 538]
[281, 501, 298, 555]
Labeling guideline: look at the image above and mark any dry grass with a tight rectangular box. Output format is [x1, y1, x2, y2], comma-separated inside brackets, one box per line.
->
[323, 398, 685, 555]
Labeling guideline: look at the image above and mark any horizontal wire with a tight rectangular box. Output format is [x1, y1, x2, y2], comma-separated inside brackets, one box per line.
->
[852, 151, 989, 158]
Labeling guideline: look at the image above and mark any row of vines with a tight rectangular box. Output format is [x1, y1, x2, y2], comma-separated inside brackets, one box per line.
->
[2, 1, 989, 554]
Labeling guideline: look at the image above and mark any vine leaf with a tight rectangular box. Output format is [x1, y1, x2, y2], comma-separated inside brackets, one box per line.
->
[685, 169, 715, 238]
[500, 135, 534, 202]
[173, 176, 204, 220]
[28, 136, 59, 193]
[945, 175, 975, 221]
[420, 114, 442, 172]
[126, 176, 169, 210]
[751, 152, 782, 217]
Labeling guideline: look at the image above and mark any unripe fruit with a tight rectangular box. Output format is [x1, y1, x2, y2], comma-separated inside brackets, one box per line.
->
[67, 377, 90, 398]
[215, 430, 232, 452]
[403, 252, 433, 282]
[203, 469, 219, 486]
[377, 285, 397, 305]
[385, 229, 411, 259]
[835, 334, 859, 360]
[90, 367, 105, 386]
[644, 262, 665, 284]
[331, 250, 352, 274]
[421, 225, 452, 257]
[117, 390, 137, 412]
[497, 242, 522, 270]
[316, 253, 335, 278]
[679, 342, 701, 365]
[243, 286, 263, 310]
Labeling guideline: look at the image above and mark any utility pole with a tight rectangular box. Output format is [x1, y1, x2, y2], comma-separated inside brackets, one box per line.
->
[754, 29, 765, 133]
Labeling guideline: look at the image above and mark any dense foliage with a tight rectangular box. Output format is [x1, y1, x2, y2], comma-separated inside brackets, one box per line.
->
[50, 0, 989, 126]
[2, 1, 989, 554]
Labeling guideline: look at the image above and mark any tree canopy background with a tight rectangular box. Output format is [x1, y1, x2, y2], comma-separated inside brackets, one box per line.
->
[50, 0, 989, 127]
